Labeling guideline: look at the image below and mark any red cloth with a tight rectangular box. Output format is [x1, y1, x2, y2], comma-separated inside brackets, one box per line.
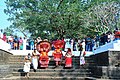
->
[39, 56, 49, 61]
[115, 31, 120, 38]
[39, 56, 49, 67]
[65, 57, 72, 66]
[53, 53, 62, 58]
[52, 50, 63, 62]
[2, 34, 6, 42]
[52, 49, 63, 58]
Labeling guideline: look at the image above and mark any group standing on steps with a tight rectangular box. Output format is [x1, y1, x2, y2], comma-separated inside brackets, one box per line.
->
[23, 39, 86, 78]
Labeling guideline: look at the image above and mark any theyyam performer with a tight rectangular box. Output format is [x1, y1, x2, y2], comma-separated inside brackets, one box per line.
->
[36, 41, 51, 68]
[52, 40, 64, 67]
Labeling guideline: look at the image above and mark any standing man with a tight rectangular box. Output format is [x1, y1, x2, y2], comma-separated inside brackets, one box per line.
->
[23, 37, 27, 50]
[85, 35, 92, 51]
[0, 29, 3, 39]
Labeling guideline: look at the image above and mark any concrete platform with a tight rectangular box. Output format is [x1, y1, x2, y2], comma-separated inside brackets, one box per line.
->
[94, 40, 120, 54]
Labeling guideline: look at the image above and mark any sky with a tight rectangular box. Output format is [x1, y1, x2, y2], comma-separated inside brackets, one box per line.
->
[0, 0, 26, 37]
[0, 0, 11, 30]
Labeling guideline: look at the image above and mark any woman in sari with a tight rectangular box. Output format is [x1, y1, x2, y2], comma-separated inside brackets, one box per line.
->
[65, 48, 73, 68]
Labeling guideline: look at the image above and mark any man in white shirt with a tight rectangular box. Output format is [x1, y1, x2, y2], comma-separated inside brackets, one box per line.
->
[23, 37, 27, 50]
[0, 29, 3, 39]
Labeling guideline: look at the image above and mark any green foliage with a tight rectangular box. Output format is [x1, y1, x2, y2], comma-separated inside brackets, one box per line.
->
[4, 27, 13, 36]
[4, 0, 120, 40]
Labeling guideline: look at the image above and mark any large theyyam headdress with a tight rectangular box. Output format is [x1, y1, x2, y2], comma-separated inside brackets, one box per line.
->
[53, 40, 64, 49]
[36, 41, 51, 53]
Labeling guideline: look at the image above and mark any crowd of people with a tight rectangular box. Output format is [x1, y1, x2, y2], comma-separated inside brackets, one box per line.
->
[1, 28, 120, 52]
[64, 28, 120, 52]
[0, 29, 42, 50]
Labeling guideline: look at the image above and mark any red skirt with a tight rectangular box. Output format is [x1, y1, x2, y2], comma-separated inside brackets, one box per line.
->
[65, 57, 72, 67]
[39, 56, 49, 65]
[54, 58, 61, 61]
[53, 53, 62, 58]
[53, 53, 62, 61]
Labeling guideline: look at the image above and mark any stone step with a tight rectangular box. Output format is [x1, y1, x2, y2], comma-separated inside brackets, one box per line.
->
[12, 72, 91, 77]
[8, 58, 93, 62]
[9, 55, 25, 58]
[8, 62, 95, 66]
[10, 65, 89, 69]
[8, 58, 95, 63]
[9, 55, 91, 58]
[9, 56, 92, 61]
[12, 68, 90, 72]
[8, 61, 81, 64]
[8, 56, 94, 65]
[8, 56, 91, 59]
[1, 76, 97, 80]
[8, 62, 93, 69]
[7, 62, 95, 68]
[9, 58, 94, 63]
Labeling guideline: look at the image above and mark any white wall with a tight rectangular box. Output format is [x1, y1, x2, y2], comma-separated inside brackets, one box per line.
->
[0, 39, 10, 51]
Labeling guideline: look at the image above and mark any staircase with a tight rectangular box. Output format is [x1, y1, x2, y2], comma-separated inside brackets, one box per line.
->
[1, 55, 97, 80]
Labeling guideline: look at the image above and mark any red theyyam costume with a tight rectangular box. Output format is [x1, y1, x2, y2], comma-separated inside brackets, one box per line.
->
[65, 48, 73, 68]
[36, 41, 51, 68]
[52, 40, 64, 67]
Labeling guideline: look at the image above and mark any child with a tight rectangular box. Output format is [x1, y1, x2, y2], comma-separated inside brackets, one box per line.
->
[23, 53, 31, 78]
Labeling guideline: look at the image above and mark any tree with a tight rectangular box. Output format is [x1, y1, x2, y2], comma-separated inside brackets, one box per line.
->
[4, 26, 13, 36]
[4, 0, 120, 39]
[82, 1, 120, 35]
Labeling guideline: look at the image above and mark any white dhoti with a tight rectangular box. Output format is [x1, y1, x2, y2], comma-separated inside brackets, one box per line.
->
[80, 56, 85, 65]
[32, 57, 38, 69]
